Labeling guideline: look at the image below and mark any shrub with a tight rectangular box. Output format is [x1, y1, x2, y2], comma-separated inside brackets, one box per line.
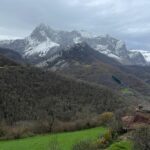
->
[98, 111, 124, 135]
[103, 129, 112, 142]
[0, 128, 5, 137]
[132, 126, 150, 150]
[32, 120, 50, 134]
[0, 121, 7, 137]
[52, 119, 97, 133]
[98, 112, 114, 126]
[5, 126, 33, 140]
[95, 130, 113, 149]
[72, 130, 116, 150]
[72, 139, 96, 150]
[108, 116, 123, 135]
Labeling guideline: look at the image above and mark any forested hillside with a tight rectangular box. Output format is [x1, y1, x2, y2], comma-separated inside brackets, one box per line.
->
[0, 64, 124, 124]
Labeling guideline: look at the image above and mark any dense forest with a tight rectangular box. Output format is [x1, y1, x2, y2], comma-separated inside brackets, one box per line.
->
[0, 63, 124, 124]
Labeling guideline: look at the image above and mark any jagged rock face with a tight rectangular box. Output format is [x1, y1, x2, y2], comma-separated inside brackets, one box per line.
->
[130, 50, 150, 64]
[115, 41, 128, 58]
[45, 42, 121, 71]
[85, 36, 131, 64]
[0, 24, 147, 66]
[129, 51, 146, 65]
[30, 24, 56, 42]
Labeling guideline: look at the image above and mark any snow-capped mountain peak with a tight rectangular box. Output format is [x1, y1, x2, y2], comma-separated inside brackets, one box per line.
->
[30, 24, 56, 42]
[23, 24, 60, 57]
[79, 30, 97, 38]
[24, 37, 60, 57]
[0, 24, 148, 66]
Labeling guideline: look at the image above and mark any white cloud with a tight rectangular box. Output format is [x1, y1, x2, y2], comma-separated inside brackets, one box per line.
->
[125, 26, 150, 34]
[84, 0, 113, 7]
[0, 35, 22, 40]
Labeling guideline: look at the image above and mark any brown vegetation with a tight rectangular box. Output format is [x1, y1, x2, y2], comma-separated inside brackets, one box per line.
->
[132, 126, 150, 150]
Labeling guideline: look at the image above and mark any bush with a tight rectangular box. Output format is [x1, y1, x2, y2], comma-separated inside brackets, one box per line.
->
[95, 130, 113, 149]
[0, 127, 6, 137]
[0, 121, 7, 137]
[52, 118, 98, 133]
[132, 126, 150, 150]
[0, 121, 34, 140]
[108, 116, 123, 135]
[72, 139, 96, 150]
[32, 120, 50, 134]
[72, 130, 116, 150]
[98, 111, 124, 135]
[98, 112, 114, 126]
[103, 130, 112, 142]
[4, 126, 33, 140]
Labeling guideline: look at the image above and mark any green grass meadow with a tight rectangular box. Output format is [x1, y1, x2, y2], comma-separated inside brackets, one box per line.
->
[0, 127, 107, 150]
[107, 140, 133, 150]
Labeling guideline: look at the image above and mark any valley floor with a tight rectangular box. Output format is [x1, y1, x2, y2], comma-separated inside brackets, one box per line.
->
[0, 127, 133, 150]
[0, 127, 106, 150]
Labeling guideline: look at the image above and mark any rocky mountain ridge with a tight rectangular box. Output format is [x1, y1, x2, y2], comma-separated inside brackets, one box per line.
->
[0, 24, 147, 66]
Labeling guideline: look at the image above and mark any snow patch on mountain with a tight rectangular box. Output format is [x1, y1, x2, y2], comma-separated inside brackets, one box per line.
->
[24, 37, 60, 57]
[73, 37, 82, 44]
[47, 53, 61, 62]
[130, 50, 150, 62]
[51, 60, 69, 71]
[95, 44, 108, 51]
[107, 53, 122, 61]
[95, 44, 121, 61]
[115, 40, 125, 50]
[79, 30, 97, 38]
[35, 54, 61, 68]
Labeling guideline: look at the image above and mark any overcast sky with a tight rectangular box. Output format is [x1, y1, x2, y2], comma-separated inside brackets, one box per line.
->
[0, 0, 150, 49]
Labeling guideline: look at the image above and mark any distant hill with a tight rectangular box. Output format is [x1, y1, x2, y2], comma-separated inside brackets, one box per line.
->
[41, 43, 150, 106]
[0, 54, 19, 67]
[0, 47, 24, 64]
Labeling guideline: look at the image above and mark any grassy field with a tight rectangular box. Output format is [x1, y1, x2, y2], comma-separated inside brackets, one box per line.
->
[121, 88, 134, 95]
[0, 127, 107, 150]
[107, 140, 133, 150]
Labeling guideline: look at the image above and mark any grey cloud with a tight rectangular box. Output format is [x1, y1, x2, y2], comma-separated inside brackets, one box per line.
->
[0, 0, 150, 49]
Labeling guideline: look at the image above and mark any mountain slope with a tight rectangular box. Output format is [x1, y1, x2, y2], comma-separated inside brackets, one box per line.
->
[0, 37, 150, 105]
[130, 49, 150, 63]
[45, 43, 150, 104]
[0, 59, 124, 124]
[0, 55, 20, 67]
[0, 47, 24, 63]
[46, 42, 120, 69]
